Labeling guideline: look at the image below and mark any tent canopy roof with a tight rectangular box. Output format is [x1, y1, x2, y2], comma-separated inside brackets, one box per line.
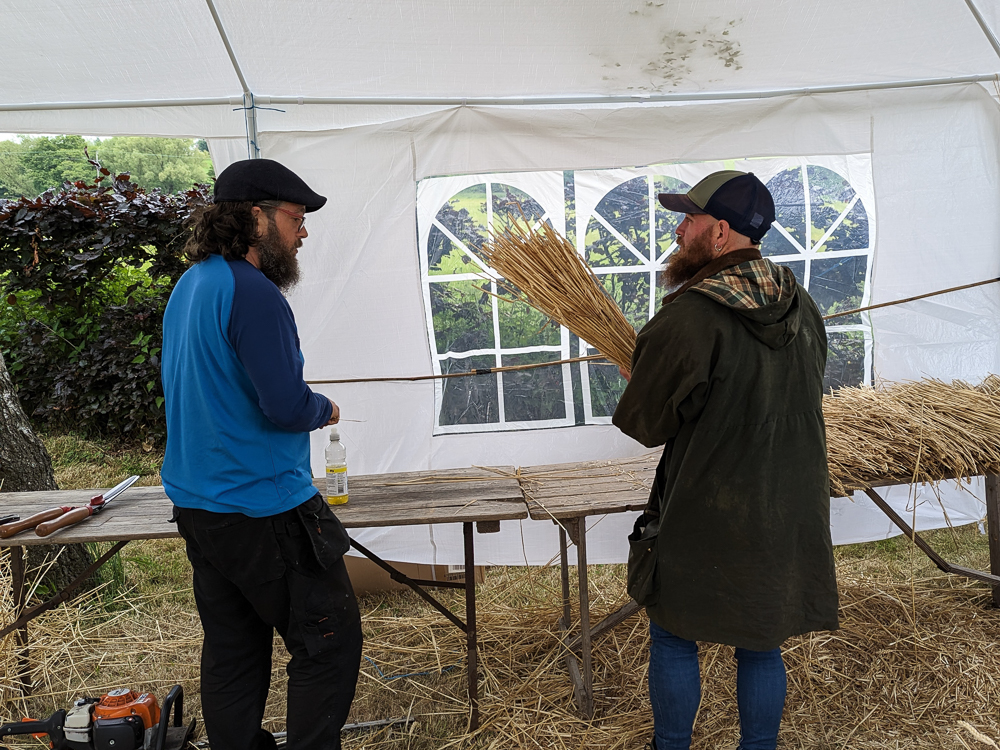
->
[4, 0, 1000, 136]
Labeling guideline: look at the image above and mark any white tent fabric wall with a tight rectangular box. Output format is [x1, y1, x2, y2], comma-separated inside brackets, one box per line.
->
[202, 82, 996, 565]
[6, 0, 1000, 565]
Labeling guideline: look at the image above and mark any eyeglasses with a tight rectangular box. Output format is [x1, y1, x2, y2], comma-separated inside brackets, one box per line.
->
[272, 206, 306, 230]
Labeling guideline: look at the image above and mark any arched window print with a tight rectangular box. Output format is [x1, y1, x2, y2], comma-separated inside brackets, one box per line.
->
[762, 164, 873, 390]
[578, 174, 692, 420]
[417, 157, 874, 434]
[418, 175, 574, 433]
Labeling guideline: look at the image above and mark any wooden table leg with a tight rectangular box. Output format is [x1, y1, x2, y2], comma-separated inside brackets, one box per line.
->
[556, 523, 588, 711]
[10, 545, 31, 694]
[986, 475, 1000, 606]
[576, 517, 594, 718]
[559, 526, 571, 629]
[463, 522, 479, 731]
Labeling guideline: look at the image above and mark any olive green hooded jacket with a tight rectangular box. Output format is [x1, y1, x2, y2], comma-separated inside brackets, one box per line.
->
[613, 249, 839, 651]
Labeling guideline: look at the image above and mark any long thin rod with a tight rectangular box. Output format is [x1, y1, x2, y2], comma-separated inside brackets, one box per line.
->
[307, 353, 607, 385]
[305, 276, 1000, 386]
[203, 0, 251, 95]
[964, 0, 1000, 62]
[823, 276, 1000, 321]
[1, 73, 998, 113]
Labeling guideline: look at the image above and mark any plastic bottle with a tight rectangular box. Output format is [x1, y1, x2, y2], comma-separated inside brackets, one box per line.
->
[325, 427, 348, 505]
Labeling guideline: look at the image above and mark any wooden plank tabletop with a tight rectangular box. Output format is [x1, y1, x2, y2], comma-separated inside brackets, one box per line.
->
[520, 452, 659, 521]
[0, 466, 526, 547]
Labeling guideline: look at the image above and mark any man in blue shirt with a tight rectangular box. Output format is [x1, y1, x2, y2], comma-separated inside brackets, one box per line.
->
[162, 159, 361, 750]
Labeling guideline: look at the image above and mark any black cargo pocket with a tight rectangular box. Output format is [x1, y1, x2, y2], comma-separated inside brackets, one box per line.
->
[627, 512, 660, 607]
[203, 515, 286, 586]
[289, 559, 361, 658]
[295, 494, 351, 571]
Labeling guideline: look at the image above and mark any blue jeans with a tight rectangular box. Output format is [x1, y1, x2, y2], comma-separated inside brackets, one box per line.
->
[648, 621, 786, 750]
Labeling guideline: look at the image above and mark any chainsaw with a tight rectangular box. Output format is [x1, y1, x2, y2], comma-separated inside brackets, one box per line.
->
[0, 684, 195, 750]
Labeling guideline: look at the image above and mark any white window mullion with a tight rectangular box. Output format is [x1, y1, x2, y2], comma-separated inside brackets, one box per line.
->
[802, 165, 812, 253]
[486, 182, 506, 424]
[648, 177, 657, 320]
[593, 211, 648, 266]
[813, 194, 860, 252]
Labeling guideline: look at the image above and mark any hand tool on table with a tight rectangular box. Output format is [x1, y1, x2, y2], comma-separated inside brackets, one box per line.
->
[0, 507, 74, 539]
[0, 514, 19, 526]
[33, 475, 141, 538]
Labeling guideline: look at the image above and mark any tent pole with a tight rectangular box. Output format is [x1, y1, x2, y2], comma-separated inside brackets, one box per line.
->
[4, 74, 1000, 115]
[204, 0, 260, 158]
[964, 0, 1000, 63]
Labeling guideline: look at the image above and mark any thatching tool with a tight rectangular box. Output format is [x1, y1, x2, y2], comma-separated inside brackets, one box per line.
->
[0, 507, 74, 538]
[34, 475, 140, 537]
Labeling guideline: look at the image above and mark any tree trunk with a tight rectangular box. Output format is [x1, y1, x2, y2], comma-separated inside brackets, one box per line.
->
[0, 349, 95, 594]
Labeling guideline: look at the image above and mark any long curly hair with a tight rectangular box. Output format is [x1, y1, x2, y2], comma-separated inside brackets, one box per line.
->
[184, 201, 276, 262]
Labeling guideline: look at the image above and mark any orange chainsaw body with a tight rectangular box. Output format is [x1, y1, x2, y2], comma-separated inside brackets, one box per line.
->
[93, 688, 161, 729]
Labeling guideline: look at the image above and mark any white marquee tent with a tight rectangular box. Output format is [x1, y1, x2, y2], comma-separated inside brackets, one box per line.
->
[6, 0, 1000, 565]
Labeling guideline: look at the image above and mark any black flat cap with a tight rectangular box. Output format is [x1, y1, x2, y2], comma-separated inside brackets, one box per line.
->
[214, 158, 327, 212]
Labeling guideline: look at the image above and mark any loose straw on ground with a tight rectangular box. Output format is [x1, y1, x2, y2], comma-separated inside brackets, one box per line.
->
[479, 218, 636, 371]
[5, 548, 1000, 749]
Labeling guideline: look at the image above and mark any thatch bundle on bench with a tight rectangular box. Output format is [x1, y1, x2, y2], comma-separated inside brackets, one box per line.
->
[824, 376, 1000, 497]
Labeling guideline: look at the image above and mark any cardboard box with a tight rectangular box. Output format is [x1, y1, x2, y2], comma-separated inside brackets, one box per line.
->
[344, 555, 485, 597]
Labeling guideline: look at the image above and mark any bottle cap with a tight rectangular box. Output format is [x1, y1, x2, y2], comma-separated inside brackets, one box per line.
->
[329, 427, 340, 441]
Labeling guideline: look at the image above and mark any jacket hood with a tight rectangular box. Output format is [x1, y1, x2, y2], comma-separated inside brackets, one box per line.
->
[690, 258, 802, 349]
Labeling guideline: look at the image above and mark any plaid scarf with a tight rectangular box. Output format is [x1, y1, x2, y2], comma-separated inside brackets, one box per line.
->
[692, 257, 796, 310]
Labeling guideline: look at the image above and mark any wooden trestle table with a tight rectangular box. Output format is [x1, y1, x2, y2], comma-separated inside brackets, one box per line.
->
[0, 466, 526, 731]
[519, 453, 1000, 718]
[4, 460, 1000, 725]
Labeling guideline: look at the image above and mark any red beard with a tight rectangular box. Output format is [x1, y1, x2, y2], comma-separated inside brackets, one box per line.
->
[661, 225, 716, 290]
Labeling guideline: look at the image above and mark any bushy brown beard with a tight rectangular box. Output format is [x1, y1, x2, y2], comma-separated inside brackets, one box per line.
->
[255, 220, 300, 293]
[660, 225, 716, 290]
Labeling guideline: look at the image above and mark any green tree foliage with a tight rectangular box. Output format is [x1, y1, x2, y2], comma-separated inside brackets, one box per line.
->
[0, 167, 209, 441]
[0, 135, 213, 198]
[90, 137, 214, 193]
[0, 135, 95, 198]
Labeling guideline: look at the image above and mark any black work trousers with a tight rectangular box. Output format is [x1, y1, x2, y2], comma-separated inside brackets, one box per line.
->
[175, 494, 362, 750]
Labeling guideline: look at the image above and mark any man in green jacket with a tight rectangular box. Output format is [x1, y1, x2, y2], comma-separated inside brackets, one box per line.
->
[613, 171, 838, 750]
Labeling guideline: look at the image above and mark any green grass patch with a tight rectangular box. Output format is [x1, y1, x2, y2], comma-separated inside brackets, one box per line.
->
[43, 430, 164, 491]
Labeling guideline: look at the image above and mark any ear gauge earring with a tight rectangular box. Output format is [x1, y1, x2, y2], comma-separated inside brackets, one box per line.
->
[714, 244, 722, 252]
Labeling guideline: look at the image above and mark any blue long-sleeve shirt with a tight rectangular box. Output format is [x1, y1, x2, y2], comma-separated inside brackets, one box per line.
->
[161, 253, 331, 516]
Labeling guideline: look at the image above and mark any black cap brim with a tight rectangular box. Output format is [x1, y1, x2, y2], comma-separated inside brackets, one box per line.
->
[657, 193, 705, 214]
[214, 159, 328, 212]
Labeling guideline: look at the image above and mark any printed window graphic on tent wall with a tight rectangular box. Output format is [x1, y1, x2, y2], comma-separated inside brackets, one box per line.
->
[417, 155, 874, 435]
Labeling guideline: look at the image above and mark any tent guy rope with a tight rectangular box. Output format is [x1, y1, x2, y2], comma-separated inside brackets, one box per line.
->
[306, 276, 1000, 386]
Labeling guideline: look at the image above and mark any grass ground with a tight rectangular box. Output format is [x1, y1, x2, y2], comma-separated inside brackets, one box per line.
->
[2, 432, 999, 748]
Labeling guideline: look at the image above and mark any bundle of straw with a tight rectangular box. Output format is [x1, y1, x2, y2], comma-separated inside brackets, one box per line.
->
[823, 375, 1000, 496]
[480, 219, 637, 370]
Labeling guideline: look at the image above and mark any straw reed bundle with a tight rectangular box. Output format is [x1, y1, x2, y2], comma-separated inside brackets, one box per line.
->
[480, 219, 636, 370]
[824, 375, 1000, 497]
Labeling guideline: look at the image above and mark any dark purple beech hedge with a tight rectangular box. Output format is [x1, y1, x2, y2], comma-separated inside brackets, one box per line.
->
[0, 165, 210, 444]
